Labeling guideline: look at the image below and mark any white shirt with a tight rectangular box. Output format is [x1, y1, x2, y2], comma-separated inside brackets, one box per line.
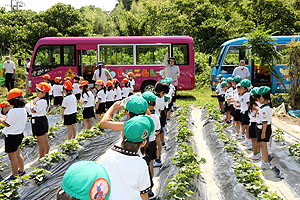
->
[81, 91, 94, 108]
[101, 149, 151, 200]
[155, 96, 165, 117]
[3, 108, 27, 136]
[129, 79, 135, 92]
[62, 94, 77, 115]
[233, 93, 240, 109]
[115, 87, 122, 100]
[240, 92, 250, 112]
[48, 83, 53, 96]
[257, 104, 272, 126]
[96, 89, 106, 103]
[106, 90, 115, 102]
[72, 82, 80, 94]
[25, 62, 30, 75]
[232, 66, 250, 80]
[93, 68, 108, 84]
[230, 88, 237, 105]
[225, 87, 233, 102]
[150, 112, 160, 142]
[32, 99, 49, 117]
[122, 87, 131, 98]
[216, 83, 225, 95]
[3, 60, 15, 74]
[250, 108, 258, 123]
[52, 84, 63, 97]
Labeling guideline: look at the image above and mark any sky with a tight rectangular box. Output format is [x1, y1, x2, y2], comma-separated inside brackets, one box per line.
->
[1, 0, 118, 12]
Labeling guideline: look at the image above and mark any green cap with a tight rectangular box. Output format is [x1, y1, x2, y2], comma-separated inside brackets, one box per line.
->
[164, 78, 172, 86]
[216, 74, 222, 80]
[221, 81, 227, 87]
[251, 87, 259, 95]
[257, 86, 271, 96]
[124, 115, 155, 142]
[142, 91, 156, 102]
[233, 76, 241, 83]
[124, 95, 148, 114]
[61, 161, 110, 200]
[221, 77, 226, 82]
[240, 79, 252, 88]
[226, 77, 232, 84]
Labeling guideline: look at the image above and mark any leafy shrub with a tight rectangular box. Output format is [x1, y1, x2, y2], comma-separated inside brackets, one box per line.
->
[21, 135, 37, 149]
[48, 124, 60, 139]
[273, 128, 285, 143]
[28, 168, 51, 185]
[0, 177, 27, 200]
[287, 142, 300, 158]
[57, 140, 80, 155]
[38, 152, 66, 167]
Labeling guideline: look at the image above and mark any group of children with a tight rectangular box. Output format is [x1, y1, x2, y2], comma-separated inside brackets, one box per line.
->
[0, 69, 176, 199]
[216, 75, 273, 169]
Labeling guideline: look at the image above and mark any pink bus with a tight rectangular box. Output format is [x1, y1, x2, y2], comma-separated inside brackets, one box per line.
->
[28, 36, 195, 92]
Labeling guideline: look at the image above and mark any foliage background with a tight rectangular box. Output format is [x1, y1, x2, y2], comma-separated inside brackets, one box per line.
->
[0, 0, 299, 89]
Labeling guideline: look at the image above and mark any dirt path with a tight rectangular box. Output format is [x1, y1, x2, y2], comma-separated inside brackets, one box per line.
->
[191, 107, 220, 200]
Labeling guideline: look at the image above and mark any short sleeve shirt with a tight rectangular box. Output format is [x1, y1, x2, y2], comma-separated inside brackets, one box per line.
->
[232, 67, 250, 80]
[106, 90, 115, 102]
[155, 96, 165, 117]
[150, 112, 161, 142]
[122, 87, 130, 98]
[3, 61, 15, 74]
[166, 65, 180, 81]
[115, 87, 122, 100]
[97, 89, 106, 103]
[32, 99, 49, 117]
[81, 91, 94, 108]
[72, 83, 81, 94]
[216, 83, 225, 95]
[225, 87, 233, 102]
[62, 94, 77, 115]
[258, 104, 272, 125]
[52, 84, 63, 97]
[3, 108, 27, 135]
[240, 92, 250, 112]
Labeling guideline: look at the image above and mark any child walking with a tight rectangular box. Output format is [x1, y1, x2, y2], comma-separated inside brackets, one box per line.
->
[53, 77, 63, 109]
[106, 80, 115, 109]
[79, 81, 95, 130]
[0, 89, 27, 181]
[216, 75, 225, 113]
[257, 86, 272, 169]
[62, 80, 77, 140]
[73, 75, 81, 101]
[121, 78, 131, 99]
[30, 82, 51, 159]
[95, 80, 106, 122]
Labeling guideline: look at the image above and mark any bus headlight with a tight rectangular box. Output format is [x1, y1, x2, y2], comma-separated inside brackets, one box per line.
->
[28, 81, 32, 87]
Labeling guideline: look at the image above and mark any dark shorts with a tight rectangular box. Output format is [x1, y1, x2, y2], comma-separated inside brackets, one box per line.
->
[75, 93, 81, 101]
[129, 92, 134, 96]
[230, 106, 236, 117]
[83, 106, 95, 119]
[241, 112, 250, 125]
[167, 102, 173, 111]
[64, 113, 77, 125]
[96, 103, 106, 114]
[54, 96, 63, 106]
[249, 122, 257, 138]
[5, 133, 24, 153]
[106, 101, 114, 109]
[234, 109, 241, 122]
[31, 116, 49, 137]
[217, 95, 225, 102]
[224, 102, 229, 112]
[257, 125, 272, 142]
[160, 109, 167, 129]
[146, 141, 157, 160]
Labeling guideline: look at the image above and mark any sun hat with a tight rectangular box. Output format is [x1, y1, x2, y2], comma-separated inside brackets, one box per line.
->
[124, 115, 155, 143]
[63, 80, 73, 91]
[124, 95, 148, 114]
[43, 74, 51, 80]
[221, 77, 226, 82]
[61, 161, 110, 200]
[79, 80, 89, 87]
[226, 77, 232, 84]
[95, 80, 104, 86]
[54, 77, 62, 83]
[251, 87, 259, 95]
[0, 101, 10, 109]
[112, 78, 119, 84]
[106, 80, 113, 87]
[127, 72, 134, 77]
[216, 74, 222, 80]
[257, 86, 271, 96]
[220, 81, 227, 88]
[97, 61, 104, 66]
[142, 91, 156, 102]
[7, 88, 23, 100]
[240, 79, 252, 88]
[164, 78, 172, 86]
[36, 82, 51, 93]
[122, 78, 129, 83]
[233, 76, 241, 83]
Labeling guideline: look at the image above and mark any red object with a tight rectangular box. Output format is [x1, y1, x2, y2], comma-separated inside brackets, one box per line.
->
[63, 80, 73, 90]
[65, 77, 72, 82]
[122, 78, 129, 83]
[54, 77, 62, 83]
[106, 80, 113, 87]
[0, 101, 10, 108]
[95, 80, 104, 86]
[127, 72, 134, 77]
[43, 74, 51, 80]
[7, 88, 23, 100]
[80, 80, 89, 87]
[36, 82, 51, 93]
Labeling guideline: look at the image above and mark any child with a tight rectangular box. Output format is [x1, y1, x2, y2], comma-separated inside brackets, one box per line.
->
[113, 79, 122, 101]
[65, 77, 72, 82]
[106, 80, 115, 109]
[122, 78, 131, 99]
[239, 79, 252, 150]
[216, 75, 225, 113]
[233, 83, 242, 138]
[0, 101, 10, 115]
[142, 91, 161, 198]
[30, 82, 51, 159]
[56, 161, 110, 200]
[95, 80, 106, 122]
[101, 115, 154, 200]
[154, 81, 169, 167]
[79, 81, 95, 130]
[0, 89, 27, 181]
[164, 78, 174, 120]
[73, 75, 81, 101]
[53, 77, 63, 109]
[230, 76, 241, 131]
[43, 74, 53, 104]
[127, 72, 135, 96]
[257, 86, 272, 169]
[248, 87, 261, 160]
[225, 78, 234, 124]
[62, 80, 77, 140]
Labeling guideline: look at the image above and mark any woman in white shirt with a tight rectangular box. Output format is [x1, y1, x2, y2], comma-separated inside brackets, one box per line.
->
[105, 80, 115, 109]
[79, 81, 95, 129]
[92, 61, 112, 85]
[95, 80, 106, 122]
[30, 82, 51, 159]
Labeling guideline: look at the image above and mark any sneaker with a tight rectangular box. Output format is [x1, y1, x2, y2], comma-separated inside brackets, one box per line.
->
[237, 134, 245, 141]
[249, 153, 260, 160]
[153, 160, 162, 168]
[257, 152, 262, 158]
[4, 175, 16, 183]
[247, 144, 252, 150]
[161, 141, 165, 147]
[148, 190, 155, 199]
[18, 171, 26, 176]
[261, 161, 271, 170]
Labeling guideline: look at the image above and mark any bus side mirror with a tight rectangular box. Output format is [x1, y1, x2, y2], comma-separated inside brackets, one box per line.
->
[208, 56, 212, 66]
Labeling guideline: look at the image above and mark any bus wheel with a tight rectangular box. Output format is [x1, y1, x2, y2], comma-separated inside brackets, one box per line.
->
[141, 81, 156, 93]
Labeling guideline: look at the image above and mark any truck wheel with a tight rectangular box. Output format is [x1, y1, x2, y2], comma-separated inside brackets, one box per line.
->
[141, 81, 156, 93]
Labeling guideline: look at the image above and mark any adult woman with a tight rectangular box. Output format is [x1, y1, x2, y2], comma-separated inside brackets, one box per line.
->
[92, 61, 112, 85]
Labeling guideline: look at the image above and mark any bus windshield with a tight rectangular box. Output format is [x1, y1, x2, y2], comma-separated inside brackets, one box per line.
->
[214, 46, 224, 68]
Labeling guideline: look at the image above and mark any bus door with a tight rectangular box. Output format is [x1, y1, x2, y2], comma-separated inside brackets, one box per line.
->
[251, 58, 272, 88]
[78, 50, 97, 83]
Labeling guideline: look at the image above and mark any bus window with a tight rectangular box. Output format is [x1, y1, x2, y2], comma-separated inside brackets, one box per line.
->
[63, 46, 76, 66]
[32, 45, 61, 77]
[137, 45, 169, 65]
[274, 45, 289, 65]
[81, 50, 97, 82]
[99, 45, 133, 65]
[221, 46, 248, 74]
[172, 44, 189, 65]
